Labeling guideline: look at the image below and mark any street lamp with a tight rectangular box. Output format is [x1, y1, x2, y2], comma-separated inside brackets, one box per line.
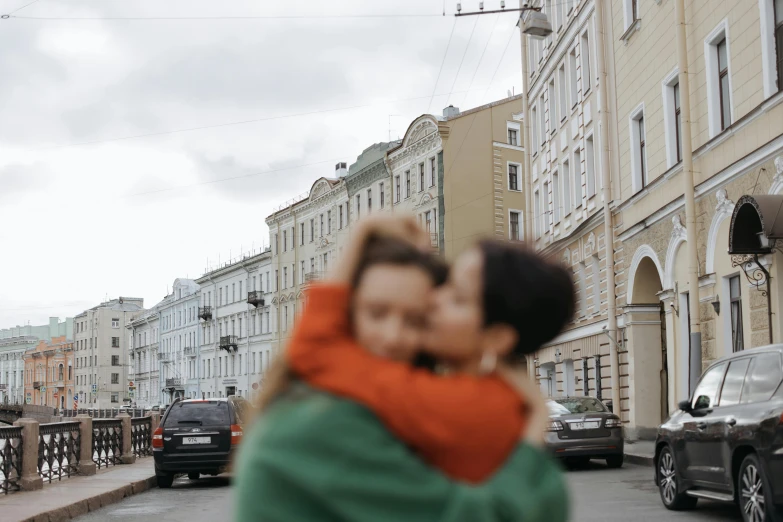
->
[455, 2, 553, 39]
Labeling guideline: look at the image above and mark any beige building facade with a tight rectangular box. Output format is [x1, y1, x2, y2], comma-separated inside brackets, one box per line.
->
[525, 0, 783, 440]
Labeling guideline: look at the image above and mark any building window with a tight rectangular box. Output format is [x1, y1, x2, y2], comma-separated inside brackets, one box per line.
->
[429, 157, 436, 187]
[405, 171, 411, 198]
[327, 210, 332, 234]
[283, 230, 287, 252]
[717, 38, 731, 130]
[111, 337, 119, 348]
[558, 64, 567, 122]
[562, 159, 571, 216]
[320, 214, 324, 237]
[111, 393, 119, 403]
[380, 182, 385, 208]
[544, 180, 551, 233]
[568, 48, 578, 108]
[338, 206, 343, 229]
[730, 275, 744, 352]
[283, 267, 288, 290]
[111, 318, 119, 328]
[355, 194, 360, 219]
[111, 373, 119, 384]
[301, 261, 305, 282]
[534, 190, 541, 238]
[538, 96, 546, 145]
[508, 128, 518, 146]
[553, 171, 561, 223]
[508, 164, 520, 191]
[630, 108, 647, 193]
[581, 31, 591, 95]
[322, 253, 328, 273]
[573, 148, 583, 208]
[510, 211, 521, 241]
[548, 79, 557, 134]
[274, 234, 279, 254]
[300, 223, 305, 245]
[556, 0, 564, 31]
[530, 105, 539, 153]
[419, 163, 425, 191]
[112, 355, 119, 366]
[309, 219, 314, 242]
[671, 80, 683, 164]
[776, 0, 783, 91]
[367, 189, 372, 212]
[586, 135, 596, 198]
[395, 175, 401, 202]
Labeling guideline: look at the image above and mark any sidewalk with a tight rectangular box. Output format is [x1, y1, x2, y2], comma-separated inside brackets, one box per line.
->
[624, 440, 655, 467]
[0, 459, 156, 522]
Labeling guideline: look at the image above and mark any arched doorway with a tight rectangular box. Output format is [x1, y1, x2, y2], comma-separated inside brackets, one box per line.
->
[626, 253, 668, 440]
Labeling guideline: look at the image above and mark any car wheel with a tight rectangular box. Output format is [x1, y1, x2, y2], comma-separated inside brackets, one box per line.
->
[606, 455, 624, 469]
[157, 473, 175, 489]
[738, 453, 779, 522]
[658, 446, 697, 510]
[188, 473, 200, 481]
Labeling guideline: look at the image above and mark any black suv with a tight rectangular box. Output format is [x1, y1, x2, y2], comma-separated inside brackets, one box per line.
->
[153, 397, 250, 488]
[654, 345, 783, 521]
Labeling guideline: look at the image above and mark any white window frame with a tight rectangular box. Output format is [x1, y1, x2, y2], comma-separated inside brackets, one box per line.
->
[572, 145, 583, 209]
[508, 209, 523, 241]
[580, 29, 592, 97]
[530, 105, 539, 154]
[561, 158, 571, 217]
[585, 131, 597, 199]
[543, 179, 552, 233]
[548, 79, 557, 135]
[507, 161, 522, 191]
[557, 63, 567, 125]
[552, 168, 561, 223]
[623, 0, 640, 31]
[568, 45, 579, 110]
[661, 68, 681, 168]
[759, 0, 779, 98]
[704, 20, 734, 138]
[534, 188, 541, 239]
[629, 103, 647, 194]
[506, 121, 521, 146]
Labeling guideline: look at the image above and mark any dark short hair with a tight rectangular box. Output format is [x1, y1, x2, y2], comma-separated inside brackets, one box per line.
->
[477, 240, 575, 360]
[351, 235, 448, 288]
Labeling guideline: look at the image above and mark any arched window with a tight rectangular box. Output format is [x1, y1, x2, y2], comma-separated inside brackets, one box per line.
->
[68, 364, 72, 381]
[58, 364, 64, 381]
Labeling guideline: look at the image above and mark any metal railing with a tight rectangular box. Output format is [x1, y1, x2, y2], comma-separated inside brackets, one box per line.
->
[130, 417, 152, 458]
[0, 426, 22, 495]
[33, 381, 43, 389]
[62, 408, 152, 419]
[184, 346, 197, 357]
[38, 422, 80, 483]
[247, 290, 264, 307]
[198, 306, 212, 321]
[165, 378, 183, 389]
[219, 335, 238, 351]
[92, 419, 122, 469]
[158, 353, 172, 362]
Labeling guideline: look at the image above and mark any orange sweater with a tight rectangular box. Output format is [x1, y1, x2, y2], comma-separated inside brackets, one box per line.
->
[287, 284, 526, 483]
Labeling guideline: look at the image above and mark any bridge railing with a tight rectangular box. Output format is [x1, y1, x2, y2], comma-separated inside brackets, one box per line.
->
[62, 408, 152, 419]
[2, 411, 160, 495]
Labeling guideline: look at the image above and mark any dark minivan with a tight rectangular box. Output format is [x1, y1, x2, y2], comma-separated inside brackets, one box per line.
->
[153, 397, 249, 488]
[654, 345, 783, 522]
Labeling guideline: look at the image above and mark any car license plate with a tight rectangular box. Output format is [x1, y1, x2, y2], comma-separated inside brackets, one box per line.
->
[183, 437, 210, 445]
[570, 421, 600, 430]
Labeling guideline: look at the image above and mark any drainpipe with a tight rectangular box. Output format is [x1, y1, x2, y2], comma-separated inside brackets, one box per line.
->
[675, 0, 702, 394]
[518, 21, 537, 382]
[594, 0, 621, 417]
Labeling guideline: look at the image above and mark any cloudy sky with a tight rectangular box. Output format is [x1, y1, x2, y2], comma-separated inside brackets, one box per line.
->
[0, 0, 524, 328]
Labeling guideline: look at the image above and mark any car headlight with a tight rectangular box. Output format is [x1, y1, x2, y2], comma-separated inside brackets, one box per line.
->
[605, 417, 622, 428]
[546, 420, 564, 431]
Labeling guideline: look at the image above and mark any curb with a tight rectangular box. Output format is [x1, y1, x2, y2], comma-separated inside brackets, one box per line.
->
[19, 476, 157, 522]
[625, 453, 654, 467]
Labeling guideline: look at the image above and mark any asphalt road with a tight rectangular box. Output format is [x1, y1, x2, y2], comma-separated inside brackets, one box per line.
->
[74, 463, 743, 521]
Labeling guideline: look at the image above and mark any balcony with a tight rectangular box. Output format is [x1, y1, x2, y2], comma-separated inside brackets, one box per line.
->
[158, 353, 172, 363]
[198, 306, 212, 321]
[33, 381, 43, 389]
[304, 272, 323, 283]
[219, 335, 238, 352]
[247, 290, 265, 308]
[184, 346, 197, 358]
[165, 378, 183, 390]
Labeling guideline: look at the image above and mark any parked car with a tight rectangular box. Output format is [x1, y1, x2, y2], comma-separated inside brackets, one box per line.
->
[654, 344, 783, 522]
[152, 396, 249, 488]
[544, 396, 624, 468]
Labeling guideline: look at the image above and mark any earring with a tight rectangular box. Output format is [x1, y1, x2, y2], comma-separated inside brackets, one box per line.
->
[479, 351, 497, 374]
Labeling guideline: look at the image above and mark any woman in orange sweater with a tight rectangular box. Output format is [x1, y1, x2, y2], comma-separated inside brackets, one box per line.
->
[287, 216, 575, 483]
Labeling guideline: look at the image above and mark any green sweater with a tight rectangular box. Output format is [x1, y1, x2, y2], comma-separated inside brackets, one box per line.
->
[234, 383, 569, 522]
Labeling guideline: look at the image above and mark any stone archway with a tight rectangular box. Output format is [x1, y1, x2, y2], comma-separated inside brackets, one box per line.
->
[625, 252, 667, 440]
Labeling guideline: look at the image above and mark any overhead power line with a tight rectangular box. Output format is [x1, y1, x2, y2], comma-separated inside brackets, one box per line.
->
[460, 14, 503, 108]
[5, 0, 41, 16]
[426, 18, 458, 114]
[7, 12, 445, 21]
[444, 16, 479, 106]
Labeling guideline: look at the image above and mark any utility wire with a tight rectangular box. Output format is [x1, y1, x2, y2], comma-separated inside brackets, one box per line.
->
[8, 13, 444, 21]
[426, 18, 458, 114]
[481, 26, 517, 103]
[460, 13, 502, 108]
[21, 86, 491, 152]
[5, 0, 41, 15]
[445, 16, 479, 106]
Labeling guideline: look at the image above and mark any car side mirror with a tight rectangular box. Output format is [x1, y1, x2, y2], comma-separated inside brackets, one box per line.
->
[678, 399, 692, 412]
[693, 395, 711, 410]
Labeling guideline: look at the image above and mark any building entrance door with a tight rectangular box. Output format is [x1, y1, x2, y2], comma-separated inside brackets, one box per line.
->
[225, 386, 236, 397]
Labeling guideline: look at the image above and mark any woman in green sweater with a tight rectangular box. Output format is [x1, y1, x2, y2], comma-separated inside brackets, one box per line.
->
[235, 218, 569, 521]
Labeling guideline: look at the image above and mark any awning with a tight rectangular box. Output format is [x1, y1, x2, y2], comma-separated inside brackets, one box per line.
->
[728, 195, 783, 254]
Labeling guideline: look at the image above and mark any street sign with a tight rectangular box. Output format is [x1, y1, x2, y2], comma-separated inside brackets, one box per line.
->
[41, 386, 46, 393]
